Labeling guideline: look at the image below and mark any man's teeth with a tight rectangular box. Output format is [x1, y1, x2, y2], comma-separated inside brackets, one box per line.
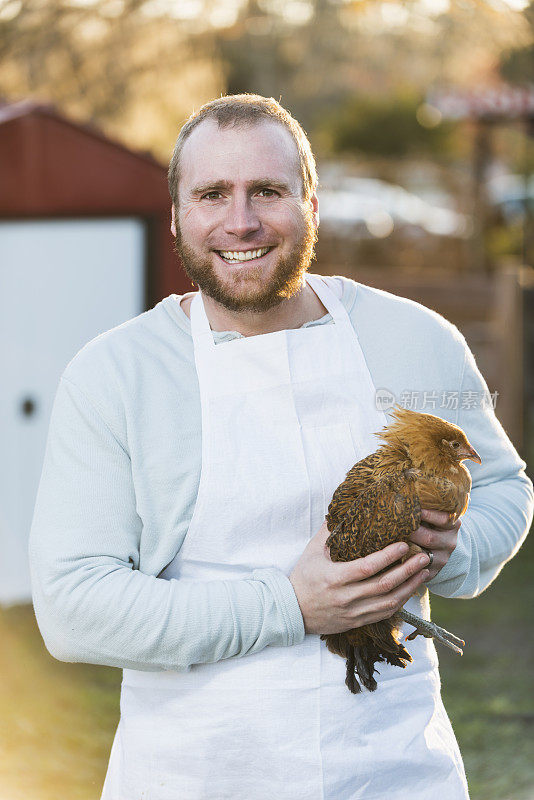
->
[219, 247, 271, 263]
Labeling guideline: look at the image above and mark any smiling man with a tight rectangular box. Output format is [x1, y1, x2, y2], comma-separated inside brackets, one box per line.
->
[169, 110, 322, 330]
[171, 116, 317, 317]
[29, 95, 533, 800]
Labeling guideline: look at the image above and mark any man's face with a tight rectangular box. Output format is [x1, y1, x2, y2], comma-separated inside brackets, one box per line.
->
[172, 118, 318, 312]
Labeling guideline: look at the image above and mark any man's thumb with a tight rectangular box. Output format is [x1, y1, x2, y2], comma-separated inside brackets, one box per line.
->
[313, 519, 331, 549]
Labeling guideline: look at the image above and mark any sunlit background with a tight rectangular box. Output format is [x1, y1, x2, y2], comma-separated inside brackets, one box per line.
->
[0, 1, 533, 798]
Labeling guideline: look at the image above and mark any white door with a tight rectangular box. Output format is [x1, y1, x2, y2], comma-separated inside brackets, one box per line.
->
[0, 218, 145, 605]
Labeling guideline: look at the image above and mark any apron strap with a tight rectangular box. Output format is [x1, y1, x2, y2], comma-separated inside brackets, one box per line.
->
[305, 274, 344, 321]
[190, 291, 217, 351]
[304, 273, 357, 342]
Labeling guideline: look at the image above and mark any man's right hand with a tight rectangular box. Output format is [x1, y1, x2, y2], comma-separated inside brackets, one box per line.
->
[288, 520, 430, 635]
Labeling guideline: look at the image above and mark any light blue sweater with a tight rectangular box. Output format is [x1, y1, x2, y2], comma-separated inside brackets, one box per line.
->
[29, 275, 533, 671]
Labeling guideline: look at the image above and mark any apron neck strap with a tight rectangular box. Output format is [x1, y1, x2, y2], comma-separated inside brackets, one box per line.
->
[305, 274, 348, 326]
[190, 291, 216, 350]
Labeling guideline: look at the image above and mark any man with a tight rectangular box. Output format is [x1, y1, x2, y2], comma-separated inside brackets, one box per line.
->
[30, 95, 533, 800]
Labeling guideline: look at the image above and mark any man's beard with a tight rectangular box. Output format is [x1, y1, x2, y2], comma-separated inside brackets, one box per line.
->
[173, 209, 317, 313]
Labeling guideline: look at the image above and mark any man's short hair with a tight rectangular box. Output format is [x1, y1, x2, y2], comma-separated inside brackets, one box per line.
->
[168, 94, 318, 207]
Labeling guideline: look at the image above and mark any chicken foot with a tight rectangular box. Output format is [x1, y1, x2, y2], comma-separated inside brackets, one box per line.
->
[397, 609, 465, 656]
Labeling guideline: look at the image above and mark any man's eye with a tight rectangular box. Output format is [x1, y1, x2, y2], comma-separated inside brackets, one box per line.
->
[202, 191, 222, 200]
[258, 188, 278, 197]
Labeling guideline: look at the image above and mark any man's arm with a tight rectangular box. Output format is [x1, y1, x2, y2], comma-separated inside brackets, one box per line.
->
[29, 376, 305, 670]
[30, 375, 432, 669]
[426, 337, 533, 599]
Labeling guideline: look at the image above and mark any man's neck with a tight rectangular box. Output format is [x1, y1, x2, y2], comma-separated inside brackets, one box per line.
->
[180, 282, 328, 337]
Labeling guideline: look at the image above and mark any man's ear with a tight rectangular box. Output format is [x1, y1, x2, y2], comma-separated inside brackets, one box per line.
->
[170, 204, 177, 237]
[310, 192, 319, 230]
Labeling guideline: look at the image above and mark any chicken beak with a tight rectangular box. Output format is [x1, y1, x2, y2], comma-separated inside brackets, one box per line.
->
[465, 447, 482, 464]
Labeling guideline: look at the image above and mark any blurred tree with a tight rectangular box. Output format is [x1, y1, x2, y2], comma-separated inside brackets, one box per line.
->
[0, 0, 529, 163]
[0, 0, 224, 160]
[497, 0, 534, 267]
[210, 0, 527, 161]
[318, 91, 454, 158]
[499, 0, 534, 85]
[213, 0, 351, 132]
[216, 0, 293, 99]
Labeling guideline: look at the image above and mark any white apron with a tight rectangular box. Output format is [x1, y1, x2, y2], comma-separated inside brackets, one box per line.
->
[101, 274, 468, 800]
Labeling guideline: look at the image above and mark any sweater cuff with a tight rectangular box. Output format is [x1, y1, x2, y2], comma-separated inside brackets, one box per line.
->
[252, 568, 306, 646]
[426, 519, 474, 597]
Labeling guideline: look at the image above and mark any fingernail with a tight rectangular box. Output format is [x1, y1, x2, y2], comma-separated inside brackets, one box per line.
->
[398, 543, 409, 554]
[418, 554, 430, 566]
[422, 570, 430, 581]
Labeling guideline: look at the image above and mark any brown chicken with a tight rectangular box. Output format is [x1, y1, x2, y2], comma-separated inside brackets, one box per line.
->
[321, 406, 481, 694]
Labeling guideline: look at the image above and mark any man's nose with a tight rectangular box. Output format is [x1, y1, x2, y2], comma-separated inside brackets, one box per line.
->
[223, 197, 261, 238]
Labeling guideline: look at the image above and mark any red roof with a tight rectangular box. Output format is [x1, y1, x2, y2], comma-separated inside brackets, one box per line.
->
[0, 100, 170, 215]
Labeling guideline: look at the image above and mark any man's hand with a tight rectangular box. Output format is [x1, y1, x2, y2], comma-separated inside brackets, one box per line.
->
[409, 509, 461, 581]
[289, 521, 430, 635]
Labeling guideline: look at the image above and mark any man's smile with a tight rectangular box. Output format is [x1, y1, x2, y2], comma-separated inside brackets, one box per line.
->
[216, 246, 275, 265]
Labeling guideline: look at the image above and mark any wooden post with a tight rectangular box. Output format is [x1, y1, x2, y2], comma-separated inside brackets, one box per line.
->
[471, 120, 493, 273]
[493, 265, 523, 450]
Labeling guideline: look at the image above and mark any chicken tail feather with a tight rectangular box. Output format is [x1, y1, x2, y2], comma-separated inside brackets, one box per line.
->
[322, 618, 413, 694]
[345, 646, 362, 694]
[351, 646, 378, 692]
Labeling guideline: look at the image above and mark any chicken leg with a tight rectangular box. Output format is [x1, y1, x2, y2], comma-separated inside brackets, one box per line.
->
[398, 608, 465, 655]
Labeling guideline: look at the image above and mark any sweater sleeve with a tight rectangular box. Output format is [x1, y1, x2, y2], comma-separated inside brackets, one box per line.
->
[29, 376, 305, 671]
[427, 337, 533, 599]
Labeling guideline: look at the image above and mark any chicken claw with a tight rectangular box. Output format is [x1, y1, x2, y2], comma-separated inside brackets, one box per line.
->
[398, 609, 465, 656]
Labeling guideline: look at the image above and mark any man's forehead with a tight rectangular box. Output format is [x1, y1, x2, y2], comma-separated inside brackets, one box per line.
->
[179, 118, 301, 191]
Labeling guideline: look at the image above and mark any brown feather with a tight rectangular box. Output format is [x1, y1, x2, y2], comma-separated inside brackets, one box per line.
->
[321, 406, 479, 693]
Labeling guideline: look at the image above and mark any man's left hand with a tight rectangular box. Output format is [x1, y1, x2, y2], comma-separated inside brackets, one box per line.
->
[409, 509, 461, 580]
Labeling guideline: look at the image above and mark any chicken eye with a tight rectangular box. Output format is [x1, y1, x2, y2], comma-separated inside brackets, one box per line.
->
[451, 441, 460, 448]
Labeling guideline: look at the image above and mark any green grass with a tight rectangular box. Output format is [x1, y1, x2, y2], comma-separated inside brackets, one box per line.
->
[1, 530, 533, 799]
[432, 527, 534, 800]
[0, 607, 121, 799]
